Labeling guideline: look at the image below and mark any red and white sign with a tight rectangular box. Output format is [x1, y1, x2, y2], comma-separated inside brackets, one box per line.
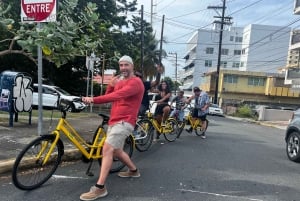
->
[21, 0, 56, 22]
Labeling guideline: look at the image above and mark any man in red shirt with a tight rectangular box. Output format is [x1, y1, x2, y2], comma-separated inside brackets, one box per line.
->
[80, 55, 144, 201]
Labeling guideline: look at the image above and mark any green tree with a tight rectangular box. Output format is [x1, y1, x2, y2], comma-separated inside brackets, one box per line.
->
[128, 16, 167, 79]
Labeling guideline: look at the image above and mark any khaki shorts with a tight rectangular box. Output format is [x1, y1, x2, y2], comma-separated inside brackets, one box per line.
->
[106, 121, 133, 149]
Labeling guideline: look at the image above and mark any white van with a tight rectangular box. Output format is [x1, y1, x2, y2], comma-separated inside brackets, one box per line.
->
[32, 84, 86, 112]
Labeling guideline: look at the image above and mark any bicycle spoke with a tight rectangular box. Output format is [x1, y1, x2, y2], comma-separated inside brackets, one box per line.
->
[12, 135, 63, 190]
[163, 118, 178, 142]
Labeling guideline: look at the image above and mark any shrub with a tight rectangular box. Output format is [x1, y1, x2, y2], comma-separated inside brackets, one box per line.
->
[235, 105, 253, 118]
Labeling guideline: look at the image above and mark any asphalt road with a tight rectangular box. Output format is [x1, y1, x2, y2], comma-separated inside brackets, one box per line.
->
[0, 115, 298, 201]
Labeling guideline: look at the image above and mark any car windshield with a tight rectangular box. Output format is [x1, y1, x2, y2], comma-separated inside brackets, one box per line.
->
[54, 86, 71, 96]
[210, 104, 219, 108]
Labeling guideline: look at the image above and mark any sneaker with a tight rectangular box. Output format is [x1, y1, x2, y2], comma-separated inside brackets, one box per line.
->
[185, 127, 192, 133]
[80, 186, 108, 201]
[118, 169, 141, 178]
[200, 132, 206, 139]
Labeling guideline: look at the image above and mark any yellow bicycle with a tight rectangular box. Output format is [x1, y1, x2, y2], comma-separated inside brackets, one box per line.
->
[133, 106, 178, 152]
[176, 104, 208, 138]
[12, 97, 134, 190]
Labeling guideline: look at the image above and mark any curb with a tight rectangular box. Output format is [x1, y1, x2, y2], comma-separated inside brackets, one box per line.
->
[0, 149, 81, 175]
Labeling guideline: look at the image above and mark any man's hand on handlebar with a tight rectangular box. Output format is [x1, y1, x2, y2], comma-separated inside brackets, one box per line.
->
[82, 97, 94, 104]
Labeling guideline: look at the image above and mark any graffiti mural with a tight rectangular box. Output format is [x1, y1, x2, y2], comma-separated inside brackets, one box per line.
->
[13, 75, 32, 112]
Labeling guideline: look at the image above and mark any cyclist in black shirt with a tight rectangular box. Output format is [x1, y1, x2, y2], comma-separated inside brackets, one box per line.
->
[135, 65, 163, 116]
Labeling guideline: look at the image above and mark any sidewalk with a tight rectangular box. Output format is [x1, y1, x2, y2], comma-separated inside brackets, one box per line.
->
[225, 115, 289, 130]
[0, 112, 102, 174]
[0, 114, 289, 175]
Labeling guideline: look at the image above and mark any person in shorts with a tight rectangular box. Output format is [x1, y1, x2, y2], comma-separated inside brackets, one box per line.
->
[80, 55, 144, 200]
[185, 87, 210, 138]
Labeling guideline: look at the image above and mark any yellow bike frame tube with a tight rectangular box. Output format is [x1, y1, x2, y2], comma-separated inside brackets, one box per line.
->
[42, 130, 60, 166]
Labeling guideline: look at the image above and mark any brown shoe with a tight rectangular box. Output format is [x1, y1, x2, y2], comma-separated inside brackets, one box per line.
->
[118, 169, 141, 178]
[80, 186, 108, 201]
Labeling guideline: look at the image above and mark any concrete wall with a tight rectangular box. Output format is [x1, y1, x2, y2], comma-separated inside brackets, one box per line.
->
[258, 108, 293, 121]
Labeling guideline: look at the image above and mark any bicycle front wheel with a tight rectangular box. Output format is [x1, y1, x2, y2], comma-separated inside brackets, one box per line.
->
[12, 135, 63, 190]
[176, 121, 186, 138]
[110, 135, 134, 173]
[163, 118, 178, 142]
[135, 119, 154, 152]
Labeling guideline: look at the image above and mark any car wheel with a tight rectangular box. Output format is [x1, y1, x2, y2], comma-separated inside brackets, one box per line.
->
[286, 131, 300, 162]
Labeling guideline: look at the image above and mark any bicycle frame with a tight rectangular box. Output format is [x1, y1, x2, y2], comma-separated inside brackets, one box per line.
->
[186, 109, 202, 129]
[146, 112, 174, 134]
[42, 117, 106, 165]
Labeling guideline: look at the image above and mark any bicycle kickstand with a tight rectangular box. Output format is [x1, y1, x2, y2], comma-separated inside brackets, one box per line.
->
[85, 160, 94, 177]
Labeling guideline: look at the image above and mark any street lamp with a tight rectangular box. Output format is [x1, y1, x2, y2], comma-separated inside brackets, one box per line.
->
[169, 52, 178, 95]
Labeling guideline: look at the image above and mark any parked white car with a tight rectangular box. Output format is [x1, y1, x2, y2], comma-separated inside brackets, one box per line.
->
[32, 84, 86, 112]
[209, 103, 224, 116]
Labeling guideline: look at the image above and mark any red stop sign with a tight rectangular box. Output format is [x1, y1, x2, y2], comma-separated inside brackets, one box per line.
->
[21, 0, 56, 22]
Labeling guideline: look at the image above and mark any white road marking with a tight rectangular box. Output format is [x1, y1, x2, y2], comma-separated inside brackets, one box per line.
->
[52, 175, 88, 179]
[177, 189, 264, 201]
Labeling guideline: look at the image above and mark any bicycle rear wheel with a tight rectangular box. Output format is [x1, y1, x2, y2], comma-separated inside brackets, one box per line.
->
[163, 118, 178, 142]
[110, 135, 134, 173]
[134, 119, 154, 152]
[12, 135, 63, 190]
[195, 119, 208, 136]
[93, 127, 134, 173]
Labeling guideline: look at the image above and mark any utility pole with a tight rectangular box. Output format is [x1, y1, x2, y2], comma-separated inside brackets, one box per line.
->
[169, 52, 178, 95]
[101, 53, 106, 95]
[150, 0, 157, 26]
[208, 0, 232, 104]
[88, 52, 100, 113]
[151, 0, 153, 26]
[159, 15, 165, 66]
[141, 5, 144, 76]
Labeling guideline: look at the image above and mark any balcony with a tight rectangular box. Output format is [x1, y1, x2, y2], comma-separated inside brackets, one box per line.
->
[294, 0, 300, 14]
[290, 30, 300, 50]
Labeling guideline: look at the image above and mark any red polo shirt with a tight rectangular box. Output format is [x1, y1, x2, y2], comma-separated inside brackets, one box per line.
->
[93, 76, 144, 126]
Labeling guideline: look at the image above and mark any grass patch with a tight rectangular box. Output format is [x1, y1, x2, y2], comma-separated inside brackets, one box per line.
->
[0, 109, 92, 119]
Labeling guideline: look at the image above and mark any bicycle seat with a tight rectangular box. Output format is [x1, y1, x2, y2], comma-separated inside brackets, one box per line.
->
[98, 113, 110, 124]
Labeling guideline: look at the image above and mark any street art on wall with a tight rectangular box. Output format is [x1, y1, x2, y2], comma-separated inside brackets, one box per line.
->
[0, 71, 32, 113]
[13, 74, 32, 112]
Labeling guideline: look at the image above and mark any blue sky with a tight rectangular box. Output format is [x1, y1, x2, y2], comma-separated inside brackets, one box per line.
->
[135, 0, 299, 77]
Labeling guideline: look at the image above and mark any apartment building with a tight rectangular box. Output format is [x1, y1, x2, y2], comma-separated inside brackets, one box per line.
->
[285, 0, 300, 88]
[181, 24, 291, 95]
[201, 69, 300, 108]
[181, 26, 244, 93]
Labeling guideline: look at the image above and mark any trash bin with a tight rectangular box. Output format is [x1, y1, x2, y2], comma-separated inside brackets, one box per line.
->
[0, 71, 33, 126]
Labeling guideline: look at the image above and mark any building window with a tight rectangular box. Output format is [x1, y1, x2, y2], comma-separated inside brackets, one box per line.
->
[205, 60, 212, 67]
[221, 61, 227, 68]
[240, 62, 244, 67]
[206, 47, 214, 54]
[221, 48, 229, 55]
[232, 62, 240, 68]
[224, 74, 238, 83]
[234, 50, 241, 55]
[235, 36, 243, 43]
[248, 77, 265, 86]
[241, 48, 246, 55]
[230, 36, 234, 41]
